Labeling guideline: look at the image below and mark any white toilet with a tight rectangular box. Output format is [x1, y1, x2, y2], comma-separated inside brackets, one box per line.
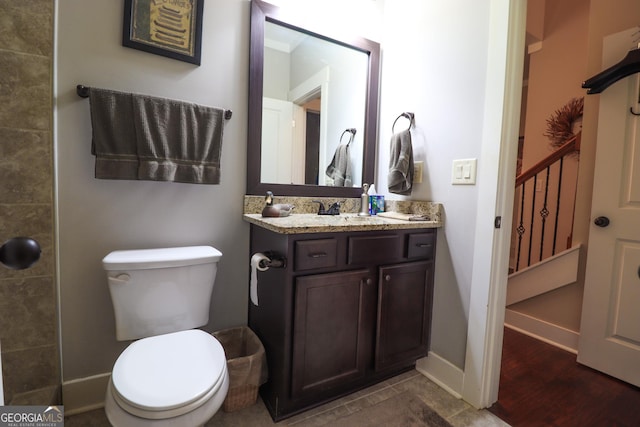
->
[102, 246, 229, 427]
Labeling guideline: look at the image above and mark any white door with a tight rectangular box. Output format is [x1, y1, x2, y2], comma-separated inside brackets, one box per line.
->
[578, 28, 640, 387]
[261, 97, 294, 184]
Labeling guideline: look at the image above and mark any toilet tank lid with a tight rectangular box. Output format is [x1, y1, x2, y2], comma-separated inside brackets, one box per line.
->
[103, 246, 222, 270]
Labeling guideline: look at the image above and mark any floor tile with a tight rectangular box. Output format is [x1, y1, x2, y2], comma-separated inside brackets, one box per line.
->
[64, 370, 510, 427]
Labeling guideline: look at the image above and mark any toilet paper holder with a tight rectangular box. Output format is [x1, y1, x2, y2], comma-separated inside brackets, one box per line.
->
[259, 251, 286, 269]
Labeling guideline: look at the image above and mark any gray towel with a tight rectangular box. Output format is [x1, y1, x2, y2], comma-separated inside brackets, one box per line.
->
[388, 129, 414, 195]
[325, 143, 352, 187]
[89, 88, 226, 184]
[89, 88, 139, 180]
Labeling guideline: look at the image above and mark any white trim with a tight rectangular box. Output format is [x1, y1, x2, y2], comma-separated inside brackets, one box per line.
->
[288, 67, 330, 178]
[416, 352, 464, 399]
[505, 310, 579, 354]
[462, 0, 526, 409]
[62, 373, 110, 416]
[507, 245, 581, 305]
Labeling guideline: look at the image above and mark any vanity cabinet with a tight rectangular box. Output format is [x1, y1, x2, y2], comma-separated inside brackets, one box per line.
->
[248, 225, 436, 420]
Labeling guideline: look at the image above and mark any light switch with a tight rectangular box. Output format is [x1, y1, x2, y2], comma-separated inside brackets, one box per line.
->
[451, 159, 477, 185]
[455, 164, 463, 179]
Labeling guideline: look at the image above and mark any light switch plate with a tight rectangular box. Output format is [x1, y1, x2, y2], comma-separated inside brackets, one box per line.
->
[451, 158, 477, 185]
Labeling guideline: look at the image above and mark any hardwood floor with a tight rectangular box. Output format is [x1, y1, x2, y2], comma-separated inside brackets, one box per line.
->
[489, 327, 640, 427]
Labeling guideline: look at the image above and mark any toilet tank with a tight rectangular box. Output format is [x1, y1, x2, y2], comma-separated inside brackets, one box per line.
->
[103, 246, 222, 341]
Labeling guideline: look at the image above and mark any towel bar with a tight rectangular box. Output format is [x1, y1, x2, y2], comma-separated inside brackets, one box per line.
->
[76, 84, 233, 120]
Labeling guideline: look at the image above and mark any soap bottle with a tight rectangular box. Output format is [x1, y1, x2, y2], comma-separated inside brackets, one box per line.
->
[358, 183, 370, 216]
[368, 184, 378, 215]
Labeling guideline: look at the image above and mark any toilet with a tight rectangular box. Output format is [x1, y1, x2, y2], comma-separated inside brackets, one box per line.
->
[102, 246, 229, 427]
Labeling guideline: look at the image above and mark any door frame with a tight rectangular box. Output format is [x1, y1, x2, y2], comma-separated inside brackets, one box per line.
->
[461, 0, 527, 408]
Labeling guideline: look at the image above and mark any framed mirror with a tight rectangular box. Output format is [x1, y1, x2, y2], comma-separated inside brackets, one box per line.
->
[247, 0, 380, 197]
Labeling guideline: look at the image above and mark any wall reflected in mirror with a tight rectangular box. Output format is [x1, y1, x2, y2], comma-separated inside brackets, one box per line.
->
[261, 21, 369, 187]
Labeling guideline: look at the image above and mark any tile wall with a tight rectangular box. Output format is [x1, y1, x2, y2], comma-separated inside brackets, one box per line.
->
[0, 0, 59, 404]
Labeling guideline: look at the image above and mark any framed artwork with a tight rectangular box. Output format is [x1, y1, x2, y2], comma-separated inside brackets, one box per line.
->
[123, 0, 204, 65]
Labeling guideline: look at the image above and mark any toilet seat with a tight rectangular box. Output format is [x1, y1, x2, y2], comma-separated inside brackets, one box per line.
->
[111, 329, 227, 420]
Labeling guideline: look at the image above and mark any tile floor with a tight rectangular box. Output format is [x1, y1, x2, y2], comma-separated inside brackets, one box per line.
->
[64, 370, 509, 427]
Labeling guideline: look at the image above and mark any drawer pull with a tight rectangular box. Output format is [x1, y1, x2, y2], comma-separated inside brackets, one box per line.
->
[309, 252, 328, 258]
[416, 243, 432, 248]
[385, 274, 391, 281]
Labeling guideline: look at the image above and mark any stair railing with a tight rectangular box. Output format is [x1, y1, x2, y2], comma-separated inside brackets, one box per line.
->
[511, 132, 581, 273]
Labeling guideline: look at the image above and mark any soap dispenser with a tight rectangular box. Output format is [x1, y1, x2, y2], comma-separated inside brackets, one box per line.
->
[358, 183, 371, 217]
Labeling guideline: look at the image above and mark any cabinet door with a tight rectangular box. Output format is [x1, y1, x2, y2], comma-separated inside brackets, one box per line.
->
[292, 269, 374, 398]
[375, 261, 433, 371]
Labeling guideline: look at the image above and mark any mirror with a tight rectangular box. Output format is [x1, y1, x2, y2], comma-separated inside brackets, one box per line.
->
[247, 0, 380, 197]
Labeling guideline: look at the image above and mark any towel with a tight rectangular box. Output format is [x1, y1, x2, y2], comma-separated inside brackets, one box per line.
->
[89, 88, 226, 184]
[89, 89, 139, 180]
[325, 143, 352, 187]
[388, 129, 414, 195]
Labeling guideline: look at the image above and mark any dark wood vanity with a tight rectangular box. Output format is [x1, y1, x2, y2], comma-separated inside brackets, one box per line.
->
[248, 223, 436, 420]
[245, 0, 440, 419]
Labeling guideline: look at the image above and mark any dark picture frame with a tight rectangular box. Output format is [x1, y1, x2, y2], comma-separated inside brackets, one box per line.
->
[123, 0, 203, 65]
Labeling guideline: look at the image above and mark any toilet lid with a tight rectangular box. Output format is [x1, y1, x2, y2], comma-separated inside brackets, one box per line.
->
[112, 329, 226, 411]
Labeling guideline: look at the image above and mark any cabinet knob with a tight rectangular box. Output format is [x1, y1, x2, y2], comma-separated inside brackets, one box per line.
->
[366, 278, 372, 285]
[385, 274, 391, 281]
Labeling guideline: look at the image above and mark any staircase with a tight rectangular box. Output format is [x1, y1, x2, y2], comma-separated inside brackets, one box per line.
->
[510, 132, 581, 273]
[506, 133, 582, 352]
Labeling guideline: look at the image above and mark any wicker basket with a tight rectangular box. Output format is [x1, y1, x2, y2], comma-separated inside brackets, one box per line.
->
[213, 326, 268, 412]
[222, 384, 259, 412]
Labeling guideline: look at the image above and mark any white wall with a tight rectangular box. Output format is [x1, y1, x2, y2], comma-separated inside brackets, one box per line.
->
[379, 1, 491, 369]
[55, 0, 251, 380]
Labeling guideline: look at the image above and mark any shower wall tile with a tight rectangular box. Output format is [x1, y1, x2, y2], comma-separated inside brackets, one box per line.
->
[1, 344, 59, 403]
[0, 0, 57, 405]
[0, 276, 56, 351]
[0, 128, 52, 204]
[0, 50, 51, 131]
[0, 0, 53, 56]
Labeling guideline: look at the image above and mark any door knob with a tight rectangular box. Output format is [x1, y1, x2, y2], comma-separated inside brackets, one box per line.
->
[0, 237, 41, 270]
[594, 216, 610, 227]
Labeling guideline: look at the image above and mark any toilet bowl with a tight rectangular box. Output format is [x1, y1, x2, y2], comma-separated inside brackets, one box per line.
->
[102, 246, 228, 427]
[105, 330, 229, 427]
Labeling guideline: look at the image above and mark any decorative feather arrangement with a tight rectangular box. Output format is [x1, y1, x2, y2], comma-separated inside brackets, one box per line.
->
[544, 97, 583, 153]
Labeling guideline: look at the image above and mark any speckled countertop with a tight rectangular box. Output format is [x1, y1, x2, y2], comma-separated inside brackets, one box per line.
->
[243, 195, 443, 234]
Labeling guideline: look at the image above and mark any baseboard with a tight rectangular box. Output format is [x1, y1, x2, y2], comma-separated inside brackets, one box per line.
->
[415, 351, 464, 399]
[504, 309, 579, 353]
[61, 373, 110, 416]
[507, 245, 581, 305]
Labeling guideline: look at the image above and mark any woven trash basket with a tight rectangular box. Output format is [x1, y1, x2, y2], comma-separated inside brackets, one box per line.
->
[213, 326, 268, 412]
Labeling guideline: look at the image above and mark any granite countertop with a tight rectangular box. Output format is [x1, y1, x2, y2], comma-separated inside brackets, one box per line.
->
[243, 195, 443, 234]
[243, 213, 441, 234]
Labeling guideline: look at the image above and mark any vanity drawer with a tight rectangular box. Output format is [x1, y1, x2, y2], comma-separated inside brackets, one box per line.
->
[295, 239, 338, 271]
[407, 233, 435, 259]
[348, 235, 401, 265]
